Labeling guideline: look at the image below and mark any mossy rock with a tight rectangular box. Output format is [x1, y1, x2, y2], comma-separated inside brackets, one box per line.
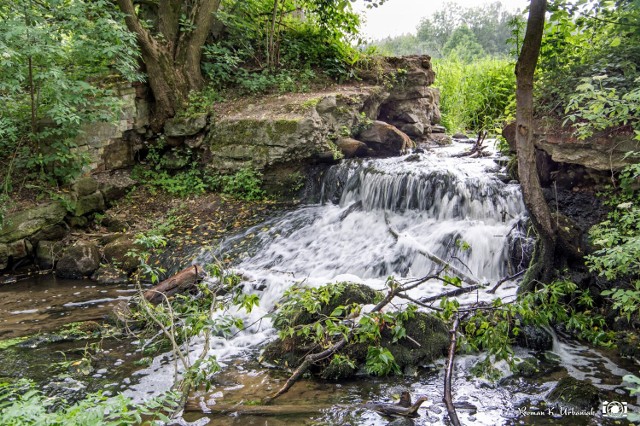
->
[383, 311, 449, 368]
[513, 357, 541, 378]
[263, 283, 449, 380]
[547, 377, 600, 410]
[0, 202, 67, 244]
[284, 282, 378, 328]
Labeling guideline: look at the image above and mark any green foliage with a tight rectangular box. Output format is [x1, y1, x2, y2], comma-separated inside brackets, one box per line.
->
[443, 279, 613, 380]
[217, 167, 266, 201]
[365, 346, 400, 376]
[433, 56, 515, 132]
[0, 379, 180, 425]
[201, 0, 362, 91]
[587, 159, 640, 323]
[273, 282, 415, 377]
[537, 0, 640, 116]
[442, 26, 486, 62]
[0, 0, 141, 185]
[371, 2, 522, 58]
[564, 75, 640, 140]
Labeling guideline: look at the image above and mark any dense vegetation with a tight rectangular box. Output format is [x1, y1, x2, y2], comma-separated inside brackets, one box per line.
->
[371, 2, 522, 133]
[2, 0, 640, 423]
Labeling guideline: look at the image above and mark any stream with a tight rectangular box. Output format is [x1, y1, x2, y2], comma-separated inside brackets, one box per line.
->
[1, 141, 638, 425]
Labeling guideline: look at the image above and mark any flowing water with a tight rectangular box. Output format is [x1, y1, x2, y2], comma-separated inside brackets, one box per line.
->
[2, 142, 638, 424]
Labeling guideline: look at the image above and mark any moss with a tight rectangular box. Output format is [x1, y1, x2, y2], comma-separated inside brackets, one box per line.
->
[513, 357, 540, 378]
[268, 119, 299, 139]
[547, 377, 600, 409]
[383, 312, 449, 369]
[0, 337, 28, 350]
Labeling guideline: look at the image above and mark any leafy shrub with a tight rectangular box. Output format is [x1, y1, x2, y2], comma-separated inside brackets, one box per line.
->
[218, 168, 265, 201]
[0, 379, 179, 425]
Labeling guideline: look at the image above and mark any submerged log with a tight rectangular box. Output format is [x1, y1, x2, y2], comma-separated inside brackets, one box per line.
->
[143, 264, 205, 304]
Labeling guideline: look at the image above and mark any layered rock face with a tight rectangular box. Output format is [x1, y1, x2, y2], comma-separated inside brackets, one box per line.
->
[203, 55, 442, 180]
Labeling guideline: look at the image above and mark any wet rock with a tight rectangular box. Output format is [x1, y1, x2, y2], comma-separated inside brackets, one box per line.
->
[56, 240, 100, 279]
[453, 133, 469, 139]
[103, 236, 139, 273]
[428, 133, 452, 146]
[506, 221, 534, 274]
[399, 122, 425, 138]
[431, 125, 446, 133]
[36, 240, 65, 269]
[74, 191, 105, 217]
[164, 113, 208, 137]
[512, 357, 540, 378]
[547, 377, 600, 410]
[0, 202, 67, 244]
[356, 121, 415, 156]
[515, 325, 553, 351]
[337, 137, 369, 158]
[404, 154, 421, 162]
[91, 265, 129, 285]
[43, 377, 87, 406]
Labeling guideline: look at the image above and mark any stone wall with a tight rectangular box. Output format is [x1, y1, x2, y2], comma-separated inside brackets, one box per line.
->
[73, 84, 149, 172]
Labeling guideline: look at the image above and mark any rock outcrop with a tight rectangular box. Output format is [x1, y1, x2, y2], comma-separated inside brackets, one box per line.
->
[205, 56, 441, 185]
[0, 172, 136, 272]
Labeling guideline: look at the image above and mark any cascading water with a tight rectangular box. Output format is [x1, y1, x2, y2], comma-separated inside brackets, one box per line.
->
[127, 142, 527, 391]
[126, 142, 637, 425]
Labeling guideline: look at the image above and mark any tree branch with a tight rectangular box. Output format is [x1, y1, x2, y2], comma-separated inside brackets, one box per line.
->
[443, 315, 461, 426]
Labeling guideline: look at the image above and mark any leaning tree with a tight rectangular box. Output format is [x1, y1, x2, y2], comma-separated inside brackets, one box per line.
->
[515, 0, 556, 289]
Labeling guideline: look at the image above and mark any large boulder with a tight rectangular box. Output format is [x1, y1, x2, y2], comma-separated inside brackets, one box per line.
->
[72, 177, 98, 196]
[0, 203, 67, 244]
[74, 191, 105, 217]
[336, 138, 369, 158]
[56, 240, 101, 278]
[503, 120, 638, 172]
[263, 283, 449, 380]
[355, 121, 415, 156]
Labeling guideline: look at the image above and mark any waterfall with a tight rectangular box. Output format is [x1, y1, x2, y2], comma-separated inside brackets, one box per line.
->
[126, 141, 530, 400]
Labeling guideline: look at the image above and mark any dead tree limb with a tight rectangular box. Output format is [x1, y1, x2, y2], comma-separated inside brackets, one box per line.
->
[419, 284, 482, 304]
[443, 315, 461, 426]
[143, 264, 205, 304]
[385, 214, 481, 287]
[487, 270, 526, 294]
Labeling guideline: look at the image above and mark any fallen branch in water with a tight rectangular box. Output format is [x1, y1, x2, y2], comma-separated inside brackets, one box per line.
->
[419, 284, 482, 304]
[487, 270, 526, 294]
[443, 314, 462, 426]
[143, 264, 205, 304]
[385, 214, 481, 286]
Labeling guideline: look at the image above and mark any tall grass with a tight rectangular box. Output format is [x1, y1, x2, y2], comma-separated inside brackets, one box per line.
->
[433, 57, 516, 134]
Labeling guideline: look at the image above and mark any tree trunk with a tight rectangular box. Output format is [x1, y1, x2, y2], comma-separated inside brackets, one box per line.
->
[116, 0, 221, 128]
[516, 0, 555, 291]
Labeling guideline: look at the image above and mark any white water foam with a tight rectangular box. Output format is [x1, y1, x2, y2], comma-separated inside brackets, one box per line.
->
[125, 141, 530, 402]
